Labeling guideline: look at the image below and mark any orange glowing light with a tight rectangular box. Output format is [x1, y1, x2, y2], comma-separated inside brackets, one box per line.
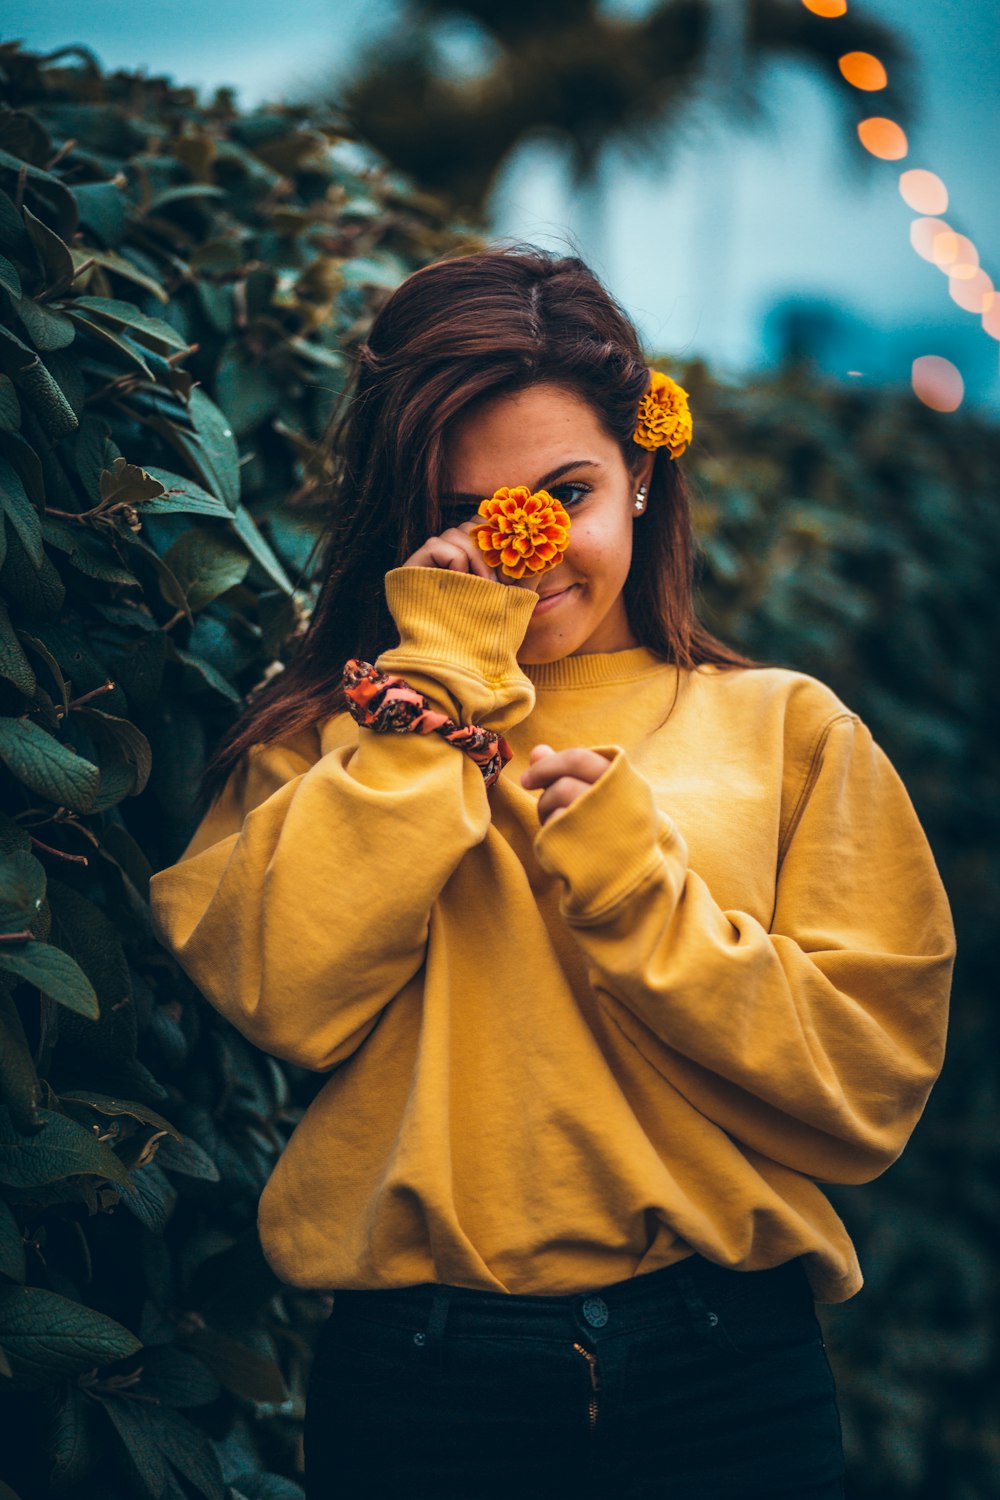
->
[899, 170, 948, 216]
[839, 52, 887, 90]
[802, 0, 848, 15]
[950, 270, 994, 315]
[857, 118, 908, 159]
[983, 296, 1000, 340]
[910, 217, 953, 262]
[911, 356, 963, 412]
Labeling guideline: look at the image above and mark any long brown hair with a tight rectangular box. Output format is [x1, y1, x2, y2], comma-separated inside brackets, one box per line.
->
[196, 245, 763, 816]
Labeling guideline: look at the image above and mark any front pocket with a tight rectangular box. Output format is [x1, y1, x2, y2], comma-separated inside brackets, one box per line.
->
[710, 1302, 826, 1366]
[309, 1308, 443, 1392]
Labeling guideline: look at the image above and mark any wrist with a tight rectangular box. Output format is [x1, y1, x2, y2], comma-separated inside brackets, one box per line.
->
[382, 566, 538, 680]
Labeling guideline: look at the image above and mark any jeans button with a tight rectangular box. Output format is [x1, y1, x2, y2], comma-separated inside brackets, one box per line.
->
[582, 1296, 609, 1328]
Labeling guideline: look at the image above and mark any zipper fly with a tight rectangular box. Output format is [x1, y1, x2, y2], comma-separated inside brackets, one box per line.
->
[572, 1342, 601, 1429]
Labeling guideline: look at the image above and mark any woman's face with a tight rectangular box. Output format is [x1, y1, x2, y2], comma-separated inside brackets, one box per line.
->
[440, 382, 654, 663]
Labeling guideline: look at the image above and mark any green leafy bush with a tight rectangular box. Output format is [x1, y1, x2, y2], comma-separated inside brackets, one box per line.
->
[1, 38, 997, 1500]
[0, 42, 477, 1499]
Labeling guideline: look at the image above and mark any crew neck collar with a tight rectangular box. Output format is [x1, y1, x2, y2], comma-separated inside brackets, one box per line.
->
[520, 645, 674, 688]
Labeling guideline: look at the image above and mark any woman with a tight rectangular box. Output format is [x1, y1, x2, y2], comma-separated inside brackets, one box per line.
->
[149, 247, 955, 1498]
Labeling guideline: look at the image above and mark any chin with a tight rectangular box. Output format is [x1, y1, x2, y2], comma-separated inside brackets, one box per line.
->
[516, 642, 574, 666]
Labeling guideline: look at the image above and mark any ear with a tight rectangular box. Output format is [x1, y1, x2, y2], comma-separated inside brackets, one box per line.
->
[631, 450, 655, 491]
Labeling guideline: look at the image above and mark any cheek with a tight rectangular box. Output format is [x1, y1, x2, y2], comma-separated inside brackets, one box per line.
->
[570, 514, 633, 583]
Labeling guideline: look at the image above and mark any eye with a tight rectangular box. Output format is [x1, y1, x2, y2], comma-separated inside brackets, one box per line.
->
[549, 482, 591, 507]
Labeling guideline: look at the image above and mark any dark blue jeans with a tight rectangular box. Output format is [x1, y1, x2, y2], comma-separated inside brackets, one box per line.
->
[304, 1253, 845, 1499]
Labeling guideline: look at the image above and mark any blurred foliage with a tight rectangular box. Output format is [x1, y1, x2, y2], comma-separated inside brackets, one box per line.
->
[339, 0, 916, 211]
[0, 34, 996, 1500]
[683, 355, 1000, 1500]
[0, 41, 477, 1500]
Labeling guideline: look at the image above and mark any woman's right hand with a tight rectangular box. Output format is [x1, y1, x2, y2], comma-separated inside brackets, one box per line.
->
[402, 519, 532, 589]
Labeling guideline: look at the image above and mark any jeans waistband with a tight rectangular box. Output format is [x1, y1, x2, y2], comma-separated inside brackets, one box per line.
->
[331, 1253, 812, 1343]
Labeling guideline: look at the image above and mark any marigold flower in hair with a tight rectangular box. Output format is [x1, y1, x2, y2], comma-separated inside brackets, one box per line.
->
[633, 368, 693, 457]
[472, 486, 572, 579]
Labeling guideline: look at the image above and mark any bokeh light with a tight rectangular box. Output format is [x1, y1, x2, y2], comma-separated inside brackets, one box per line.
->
[898, 169, 948, 215]
[858, 118, 908, 159]
[911, 355, 964, 410]
[910, 217, 953, 263]
[839, 52, 887, 90]
[802, 0, 848, 16]
[932, 231, 979, 277]
[949, 269, 994, 315]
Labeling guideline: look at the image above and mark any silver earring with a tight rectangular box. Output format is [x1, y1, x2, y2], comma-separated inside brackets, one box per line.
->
[634, 484, 647, 513]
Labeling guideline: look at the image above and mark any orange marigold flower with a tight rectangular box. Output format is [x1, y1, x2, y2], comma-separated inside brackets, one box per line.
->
[472, 485, 572, 579]
[633, 368, 693, 457]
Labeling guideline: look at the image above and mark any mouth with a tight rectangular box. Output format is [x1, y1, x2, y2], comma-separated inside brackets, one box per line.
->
[533, 583, 577, 614]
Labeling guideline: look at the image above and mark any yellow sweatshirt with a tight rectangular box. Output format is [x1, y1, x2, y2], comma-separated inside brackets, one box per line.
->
[149, 566, 955, 1302]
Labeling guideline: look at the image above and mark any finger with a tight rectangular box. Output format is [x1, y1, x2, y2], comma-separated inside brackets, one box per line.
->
[422, 538, 474, 572]
[521, 748, 609, 789]
[528, 743, 555, 764]
[444, 522, 496, 580]
[537, 777, 593, 824]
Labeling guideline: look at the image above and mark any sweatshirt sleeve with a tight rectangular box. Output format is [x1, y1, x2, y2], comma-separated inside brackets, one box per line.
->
[531, 712, 956, 1185]
[148, 567, 538, 1072]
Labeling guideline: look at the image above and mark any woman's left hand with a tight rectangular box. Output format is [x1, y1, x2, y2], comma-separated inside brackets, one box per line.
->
[520, 744, 612, 826]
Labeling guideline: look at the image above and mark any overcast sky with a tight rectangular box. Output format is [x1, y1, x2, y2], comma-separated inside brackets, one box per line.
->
[4, 0, 998, 413]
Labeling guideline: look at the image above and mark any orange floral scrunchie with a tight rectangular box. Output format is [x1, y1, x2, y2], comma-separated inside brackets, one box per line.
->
[342, 659, 513, 790]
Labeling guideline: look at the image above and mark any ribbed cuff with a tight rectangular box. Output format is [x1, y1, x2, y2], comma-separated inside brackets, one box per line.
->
[533, 745, 682, 919]
[382, 567, 538, 681]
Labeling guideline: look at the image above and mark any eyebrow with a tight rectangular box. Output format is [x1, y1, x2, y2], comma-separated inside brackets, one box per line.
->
[440, 459, 602, 504]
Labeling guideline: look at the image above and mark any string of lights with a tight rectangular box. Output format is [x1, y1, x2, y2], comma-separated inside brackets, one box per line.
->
[803, 0, 996, 412]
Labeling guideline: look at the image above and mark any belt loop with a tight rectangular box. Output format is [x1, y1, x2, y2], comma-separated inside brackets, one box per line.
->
[423, 1288, 452, 1367]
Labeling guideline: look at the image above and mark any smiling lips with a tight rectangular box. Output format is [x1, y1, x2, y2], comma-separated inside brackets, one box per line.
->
[533, 583, 576, 612]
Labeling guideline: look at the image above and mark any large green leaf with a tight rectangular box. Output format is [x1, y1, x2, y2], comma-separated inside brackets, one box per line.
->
[113, 1158, 177, 1233]
[0, 940, 99, 1018]
[0, 1284, 140, 1386]
[0, 716, 99, 813]
[0, 252, 22, 296]
[0, 988, 41, 1131]
[231, 505, 294, 593]
[11, 295, 76, 352]
[139, 467, 231, 518]
[161, 528, 251, 613]
[0, 847, 46, 932]
[0, 1195, 26, 1283]
[0, 525, 65, 617]
[0, 1105, 130, 1188]
[58, 1091, 181, 1140]
[71, 705, 152, 799]
[61, 310, 154, 379]
[0, 325, 78, 441]
[22, 207, 75, 292]
[187, 386, 242, 509]
[44, 880, 131, 1026]
[0, 598, 37, 696]
[40, 518, 142, 587]
[0, 455, 43, 568]
[0, 373, 20, 431]
[43, 1381, 101, 1492]
[69, 297, 189, 354]
[94, 1394, 167, 1499]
